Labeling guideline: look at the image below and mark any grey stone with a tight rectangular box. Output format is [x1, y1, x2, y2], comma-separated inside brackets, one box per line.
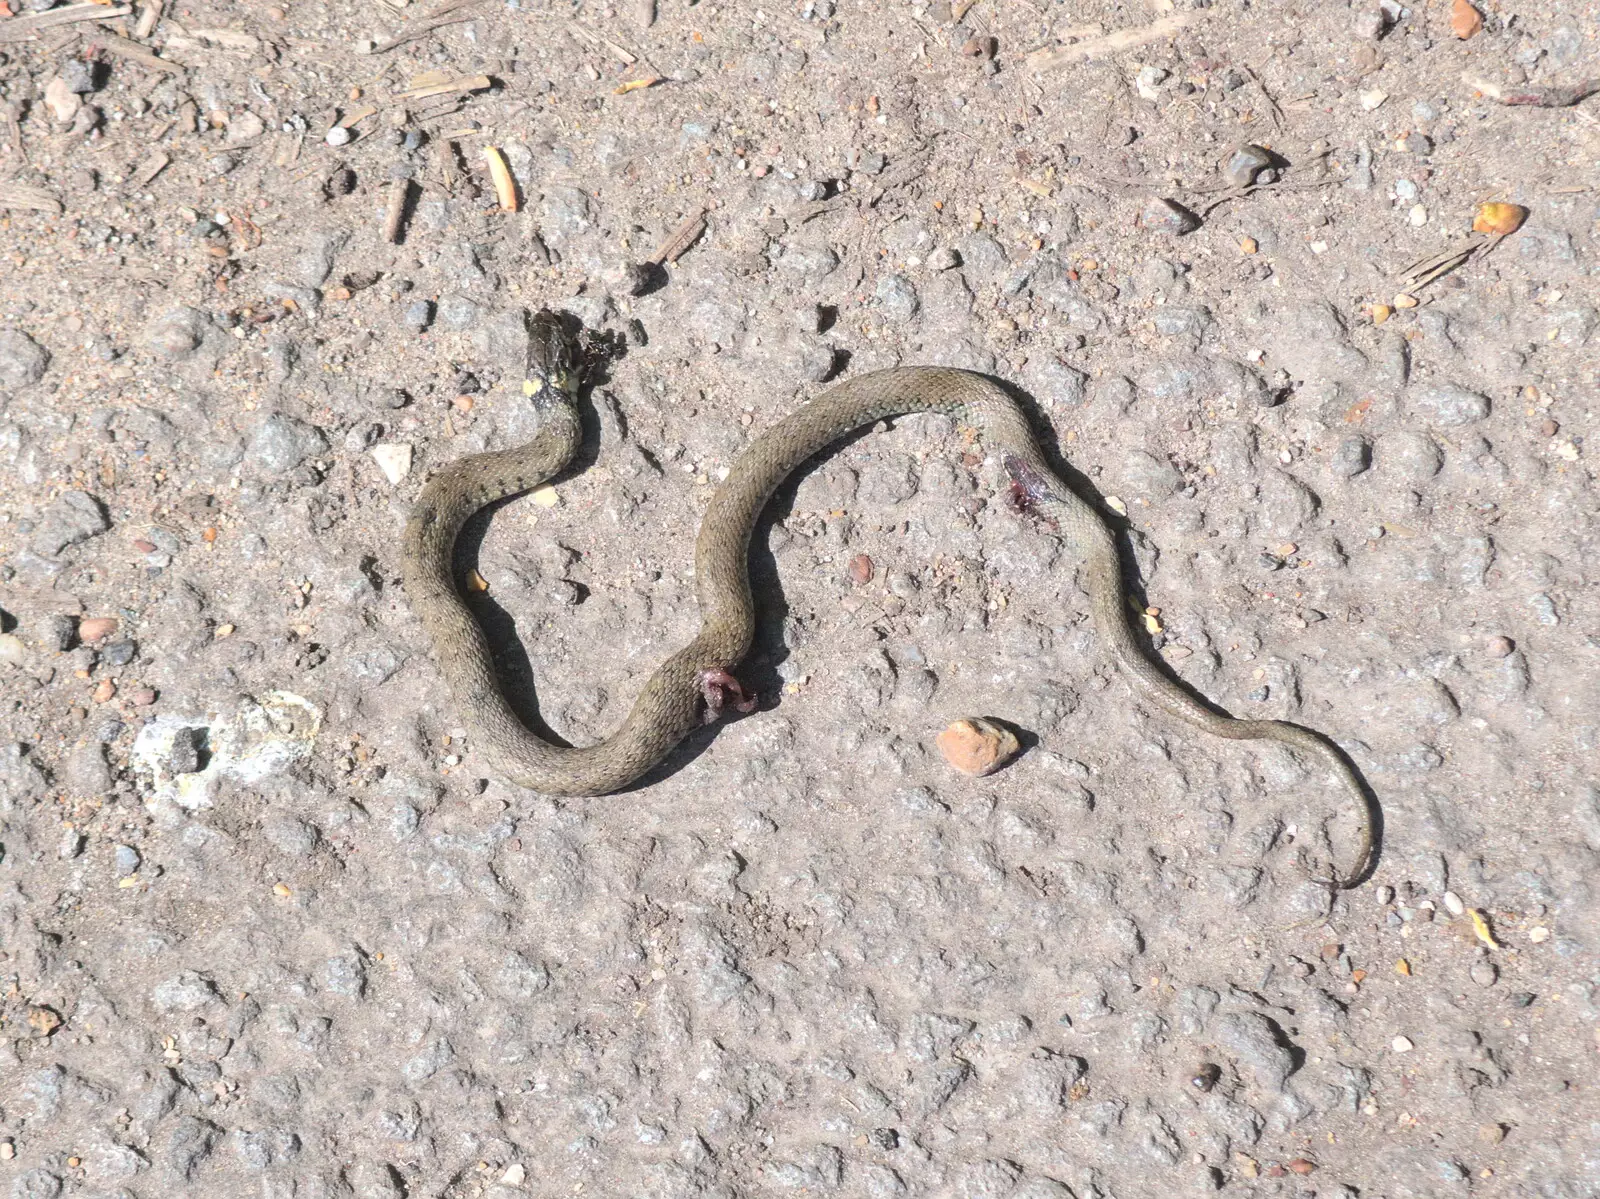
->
[1215, 1011, 1296, 1091]
[1224, 144, 1273, 187]
[247, 413, 329, 474]
[1333, 434, 1371, 477]
[778, 242, 839, 278]
[400, 299, 435, 331]
[293, 230, 349, 288]
[0, 329, 50, 390]
[161, 1116, 220, 1180]
[115, 844, 142, 876]
[1410, 382, 1490, 427]
[437, 293, 480, 330]
[31, 490, 109, 555]
[1138, 197, 1200, 235]
[39, 612, 76, 650]
[874, 273, 920, 322]
[151, 971, 220, 1012]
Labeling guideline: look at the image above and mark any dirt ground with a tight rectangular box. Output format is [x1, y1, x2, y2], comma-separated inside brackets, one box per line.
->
[2, 0, 1599, 1195]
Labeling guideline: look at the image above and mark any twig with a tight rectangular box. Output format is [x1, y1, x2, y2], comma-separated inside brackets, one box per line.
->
[1395, 234, 1508, 292]
[0, 2, 132, 42]
[87, 31, 182, 73]
[383, 178, 413, 243]
[1025, 13, 1202, 72]
[1461, 72, 1600, 108]
[649, 208, 707, 265]
[371, 12, 478, 54]
[1239, 64, 1285, 132]
[134, 0, 162, 39]
[1195, 177, 1337, 217]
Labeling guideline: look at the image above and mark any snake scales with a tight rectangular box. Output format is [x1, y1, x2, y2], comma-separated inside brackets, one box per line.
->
[401, 311, 1376, 887]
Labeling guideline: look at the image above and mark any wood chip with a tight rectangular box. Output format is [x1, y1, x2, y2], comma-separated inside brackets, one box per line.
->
[0, 180, 63, 214]
[1025, 13, 1203, 72]
[391, 73, 491, 100]
[649, 207, 707, 264]
[0, 2, 132, 42]
[132, 151, 171, 187]
[614, 75, 663, 94]
[134, 0, 162, 39]
[383, 177, 414, 243]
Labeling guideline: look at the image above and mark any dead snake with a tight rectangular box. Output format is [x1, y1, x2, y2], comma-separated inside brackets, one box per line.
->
[401, 311, 1376, 887]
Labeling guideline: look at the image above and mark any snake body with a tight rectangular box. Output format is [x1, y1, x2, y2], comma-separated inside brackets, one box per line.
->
[402, 311, 1375, 886]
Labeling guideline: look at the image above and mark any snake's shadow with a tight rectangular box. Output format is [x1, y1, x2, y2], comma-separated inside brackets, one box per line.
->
[456, 364, 1383, 879]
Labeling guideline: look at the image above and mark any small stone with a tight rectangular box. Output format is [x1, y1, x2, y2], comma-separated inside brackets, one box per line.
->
[401, 299, 435, 331]
[1472, 202, 1527, 236]
[847, 554, 874, 585]
[325, 124, 353, 147]
[874, 273, 920, 322]
[927, 246, 961, 271]
[437, 293, 480, 329]
[164, 727, 204, 776]
[1333, 434, 1371, 478]
[58, 829, 84, 859]
[1478, 1123, 1506, 1145]
[1359, 88, 1389, 111]
[0, 328, 51, 389]
[1450, 0, 1483, 38]
[44, 76, 83, 122]
[102, 639, 137, 666]
[1392, 1035, 1414, 1053]
[936, 717, 1021, 777]
[1375, 885, 1395, 904]
[1135, 64, 1169, 100]
[1442, 890, 1466, 917]
[501, 1164, 527, 1186]
[1410, 382, 1489, 427]
[78, 616, 118, 642]
[1189, 1063, 1221, 1093]
[1470, 961, 1498, 987]
[370, 443, 413, 485]
[1408, 203, 1428, 227]
[796, 179, 829, 202]
[248, 413, 329, 475]
[1353, 7, 1391, 38]
[1224, 144, 1273, 188]
[0, 633, 26, 666]
[1393, 292, 1420, 309]
[857, 151, 886, 175]
[1528, 926, 1550, 943]
[115, 844, 142, 876]
[1137, 197, 1200, 235]
[38, 613, 76, 651]
[0, 1142, 12, 1160]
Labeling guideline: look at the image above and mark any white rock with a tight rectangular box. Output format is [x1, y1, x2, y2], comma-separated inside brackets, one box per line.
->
[1392, 1035, 1414, 1053]
[1359, 88, 1389, 111]
[44, 77, 82, 123]
[1442, 890, 1466, 917]
[371, 443, 413, 485]
[500, 1163, 526, 1185]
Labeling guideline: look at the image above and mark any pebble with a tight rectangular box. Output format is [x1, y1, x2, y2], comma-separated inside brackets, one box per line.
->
[1359, 88, 1389, 111]
[1442, 890, 1466, 917]
[936, 717, 1021, 777]
[1375, 885, 1395, 904]
[0, 328, 51, 389]
[0, 633, 26, 666]
[874, 273, 920, 322]
[1392, 1035, 1414, 1053]
[1353, 7, 1391, 38]
[1410, 382, 1489, 427]
[1528, 926, 1550, 943]
[857, 151, 886, 175]
[1137, 197, 1200, 235]
[847, 554, 874, 585]
[248, 413, 330, 475]
[401, 299, 435, 331]
[102, 639, 137, 666]
[1135, 65, 1169, 100]
[371, 443, 414, 485]
[115, 844, 141, 877]
[1224, 144, 1273, 188]
[44, 76, 82, 122]
[78, 616, 118, 642]
[325, 124, 353, 147]
[927, 246, 961, 271]
[1470, 961, 1498, 987]
[1333, 434, 1371, 478]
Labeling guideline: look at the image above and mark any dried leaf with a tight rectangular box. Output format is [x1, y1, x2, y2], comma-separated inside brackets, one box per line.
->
[1469, 909, 1500, 949]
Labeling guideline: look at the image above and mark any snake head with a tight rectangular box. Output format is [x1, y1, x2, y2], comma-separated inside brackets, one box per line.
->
[524, 309, 580, 402]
